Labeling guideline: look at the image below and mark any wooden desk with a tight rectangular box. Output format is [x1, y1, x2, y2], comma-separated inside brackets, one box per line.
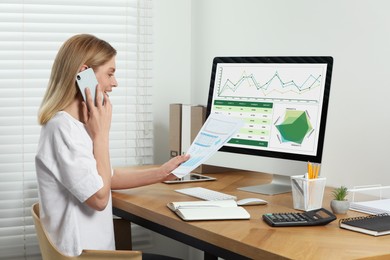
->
[112, 167, 390, 260]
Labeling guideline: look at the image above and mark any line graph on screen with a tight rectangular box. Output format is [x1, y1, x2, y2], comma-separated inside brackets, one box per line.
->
[216, 64, 325, 102]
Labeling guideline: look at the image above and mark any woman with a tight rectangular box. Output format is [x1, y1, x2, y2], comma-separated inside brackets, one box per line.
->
[35, 34, 189, 257]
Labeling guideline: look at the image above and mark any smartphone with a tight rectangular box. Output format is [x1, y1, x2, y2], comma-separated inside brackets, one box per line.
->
[76, 68, 103, 105]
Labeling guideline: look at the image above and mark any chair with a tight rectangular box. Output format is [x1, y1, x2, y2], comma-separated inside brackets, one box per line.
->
[31, 203, 142, 260]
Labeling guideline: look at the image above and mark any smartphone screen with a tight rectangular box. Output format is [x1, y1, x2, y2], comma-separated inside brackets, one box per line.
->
[76, 68, 103, 105]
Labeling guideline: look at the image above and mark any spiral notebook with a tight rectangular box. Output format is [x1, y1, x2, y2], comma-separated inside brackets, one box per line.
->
[339, 213, 390, 236]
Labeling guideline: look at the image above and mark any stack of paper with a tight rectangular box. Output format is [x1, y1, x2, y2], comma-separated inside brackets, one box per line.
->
[350, 199, 390, 215]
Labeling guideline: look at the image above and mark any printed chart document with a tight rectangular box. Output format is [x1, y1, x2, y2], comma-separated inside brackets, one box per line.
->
[171, 113, 244, 178]
[167, 200, 250, 221]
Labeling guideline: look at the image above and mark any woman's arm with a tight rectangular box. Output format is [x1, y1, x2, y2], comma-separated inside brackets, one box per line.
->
[83, 87, 113, 211]
[111, 155, 190, 190]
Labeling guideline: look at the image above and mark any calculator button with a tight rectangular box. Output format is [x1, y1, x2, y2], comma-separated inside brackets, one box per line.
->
[281, 214, 290, 220]
[265, 214, 277, 220]
[287, 213, 297, 221]
[274, 214, 284, 221]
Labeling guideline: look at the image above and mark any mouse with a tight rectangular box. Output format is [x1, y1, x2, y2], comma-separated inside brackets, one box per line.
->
[236, 198, 268, 206]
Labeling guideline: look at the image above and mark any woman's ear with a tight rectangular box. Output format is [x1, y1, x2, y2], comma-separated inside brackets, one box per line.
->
[79, 64, 89, 72]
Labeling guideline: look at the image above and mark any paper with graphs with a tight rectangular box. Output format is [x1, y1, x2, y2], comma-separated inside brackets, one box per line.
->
[171, 113, 244, 178]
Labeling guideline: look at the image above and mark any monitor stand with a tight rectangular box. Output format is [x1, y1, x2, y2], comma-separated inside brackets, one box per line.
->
[238, 174, 292, 195]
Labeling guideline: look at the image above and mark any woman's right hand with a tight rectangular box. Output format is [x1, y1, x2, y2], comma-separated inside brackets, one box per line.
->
[81, 84, 112, 142]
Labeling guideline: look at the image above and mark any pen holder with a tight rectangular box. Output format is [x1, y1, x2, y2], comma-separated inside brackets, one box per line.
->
[291, 175, 326, 211]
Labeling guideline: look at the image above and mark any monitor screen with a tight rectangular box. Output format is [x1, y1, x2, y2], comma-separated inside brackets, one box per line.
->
[205, 56, 333, 194]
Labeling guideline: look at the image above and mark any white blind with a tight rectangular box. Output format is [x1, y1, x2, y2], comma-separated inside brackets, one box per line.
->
[0, 1, 154, 259]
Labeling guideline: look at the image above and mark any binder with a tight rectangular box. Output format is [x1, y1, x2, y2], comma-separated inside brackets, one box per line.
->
[169, 103, 182, 158]
[181, 104, 194, 156]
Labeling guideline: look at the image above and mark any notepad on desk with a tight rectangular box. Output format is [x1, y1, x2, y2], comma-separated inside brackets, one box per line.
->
[339, 213, 390, 236]
[167, 200, 250, 221]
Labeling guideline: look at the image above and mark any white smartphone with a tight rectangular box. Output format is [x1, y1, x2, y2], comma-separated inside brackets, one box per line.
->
[76, 68, 103, 105]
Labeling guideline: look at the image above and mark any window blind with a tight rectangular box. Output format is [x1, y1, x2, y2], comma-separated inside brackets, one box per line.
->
[0, 1, 154, 259]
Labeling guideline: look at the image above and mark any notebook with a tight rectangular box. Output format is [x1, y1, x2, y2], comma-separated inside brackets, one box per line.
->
[339, 213, 390, 236]
[167, 200, 250, 221]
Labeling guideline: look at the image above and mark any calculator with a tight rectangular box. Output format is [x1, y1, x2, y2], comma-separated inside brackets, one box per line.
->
[262, 208, 337, 227]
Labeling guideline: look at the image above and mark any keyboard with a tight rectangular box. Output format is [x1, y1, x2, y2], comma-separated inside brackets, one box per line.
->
[175, 187, 237, 201]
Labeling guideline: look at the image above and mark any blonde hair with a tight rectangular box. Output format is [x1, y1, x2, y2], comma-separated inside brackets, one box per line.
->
[38, 34, 117, 125]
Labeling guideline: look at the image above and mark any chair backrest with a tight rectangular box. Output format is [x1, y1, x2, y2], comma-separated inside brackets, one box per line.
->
[31, 203, 77, 260]
[31, 203, 142, 260]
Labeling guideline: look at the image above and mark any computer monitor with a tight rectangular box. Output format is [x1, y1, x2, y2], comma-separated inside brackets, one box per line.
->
[205, 56, 333, 195]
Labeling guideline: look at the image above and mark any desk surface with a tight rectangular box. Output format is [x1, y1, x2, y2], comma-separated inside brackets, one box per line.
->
[112, 167, 390, 260]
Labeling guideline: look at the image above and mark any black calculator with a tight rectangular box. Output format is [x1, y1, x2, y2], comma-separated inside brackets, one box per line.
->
[262, 208, 337, 227]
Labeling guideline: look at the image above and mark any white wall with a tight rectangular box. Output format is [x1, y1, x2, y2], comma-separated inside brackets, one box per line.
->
[151, 1, 206, 258]
[153, 0, 192, 164]
[154, 0, 390, 188]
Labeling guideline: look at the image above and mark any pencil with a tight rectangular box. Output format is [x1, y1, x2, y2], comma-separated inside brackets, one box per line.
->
[315, 164, 320, 178]
[308, 162, 312, 179]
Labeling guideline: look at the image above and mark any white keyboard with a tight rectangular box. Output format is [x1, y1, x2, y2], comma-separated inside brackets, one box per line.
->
[175, 187, 237, 201]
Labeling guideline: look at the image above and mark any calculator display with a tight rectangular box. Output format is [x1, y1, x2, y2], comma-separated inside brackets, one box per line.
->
[316, 209, 332, 218]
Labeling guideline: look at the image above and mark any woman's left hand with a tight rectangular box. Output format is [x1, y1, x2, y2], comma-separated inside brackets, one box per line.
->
[159, 154, 190, 181]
